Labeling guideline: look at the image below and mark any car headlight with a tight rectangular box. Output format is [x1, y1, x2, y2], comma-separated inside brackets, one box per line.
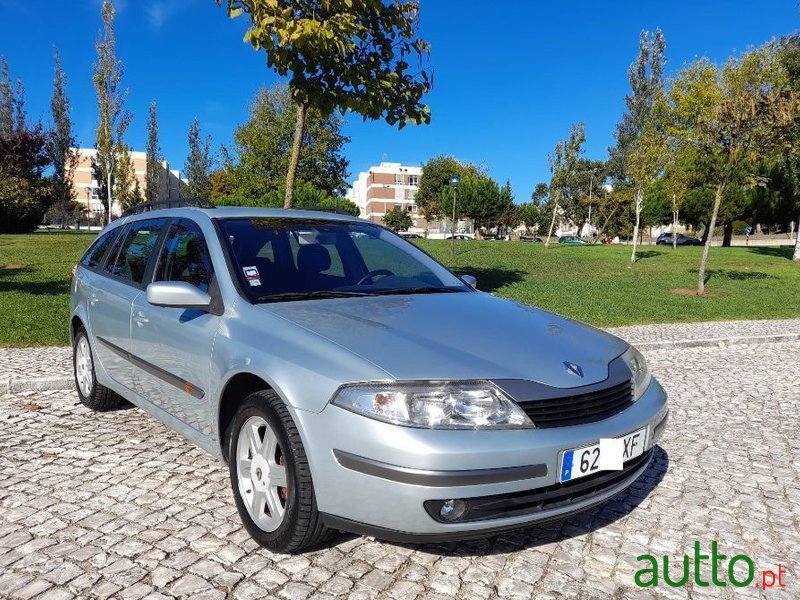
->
[330, 381, 534, 429]
[621, 345, 652, 401]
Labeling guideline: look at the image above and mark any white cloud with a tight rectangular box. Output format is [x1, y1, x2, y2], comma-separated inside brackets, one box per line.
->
[146, 0, 194, 29]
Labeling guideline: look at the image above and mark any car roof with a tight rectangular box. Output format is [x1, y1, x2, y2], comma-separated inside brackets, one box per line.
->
[119, 206, 363, 225]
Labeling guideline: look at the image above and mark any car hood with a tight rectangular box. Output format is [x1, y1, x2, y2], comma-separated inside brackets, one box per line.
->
[258, 292, 628, 387]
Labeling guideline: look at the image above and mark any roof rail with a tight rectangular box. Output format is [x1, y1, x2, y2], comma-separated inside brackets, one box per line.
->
[121, 199, 216, 217]
[293, 205, 354, 216]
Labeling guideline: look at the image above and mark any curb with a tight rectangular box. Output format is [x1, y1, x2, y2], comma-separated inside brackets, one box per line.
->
[2, 331, 799, 394]
[625, 332, 800, 351]
[3, 376, 74, 394]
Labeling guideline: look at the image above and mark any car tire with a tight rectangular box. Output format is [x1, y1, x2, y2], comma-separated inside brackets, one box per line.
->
[228, 389, 335, 553]
[73, 328, 123, 411]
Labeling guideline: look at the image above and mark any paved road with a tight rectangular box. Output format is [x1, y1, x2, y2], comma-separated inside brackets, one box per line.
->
[0, 341, 798, 599]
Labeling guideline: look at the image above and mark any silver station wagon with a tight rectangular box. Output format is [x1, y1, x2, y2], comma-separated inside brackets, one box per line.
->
[70, 201, 668, 553]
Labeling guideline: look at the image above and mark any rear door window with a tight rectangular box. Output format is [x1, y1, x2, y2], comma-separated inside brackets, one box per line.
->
[104, 218, 168, 284]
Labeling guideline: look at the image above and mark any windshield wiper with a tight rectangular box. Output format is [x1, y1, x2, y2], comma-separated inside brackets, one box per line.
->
[256, 290, 373, 303]
[371, 287, 465, 296]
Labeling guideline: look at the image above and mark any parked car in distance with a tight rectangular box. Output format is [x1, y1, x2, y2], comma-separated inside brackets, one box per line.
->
[520, 235, 543, 243]
[70, 202, 667, 553]
[558, 236, 588, 245]
[399, 232, 423, 239]
[656, 234, 703, 246]
[445, 233, 475, 240]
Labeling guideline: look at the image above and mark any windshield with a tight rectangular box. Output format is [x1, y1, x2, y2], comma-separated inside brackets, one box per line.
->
[218, 218, 471, 303]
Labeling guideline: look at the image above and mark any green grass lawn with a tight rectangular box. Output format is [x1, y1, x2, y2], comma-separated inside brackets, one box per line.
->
[1, 231, 798, 347]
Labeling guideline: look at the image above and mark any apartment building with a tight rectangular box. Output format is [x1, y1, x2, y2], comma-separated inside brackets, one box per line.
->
[348, 162, 430, 230]
[70, 148, 182, 217]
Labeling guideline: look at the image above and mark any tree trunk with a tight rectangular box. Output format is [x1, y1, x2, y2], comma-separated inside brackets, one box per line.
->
[107, 171, 113, 222]
[285, 101, 308, 209]
[793, 213, 800, 261]
[544, 201, 559, 249]
[698, 181, 725, 295]
[672, 197, 678, 251]
[630, 188, 642, 264]
[593, 208, 618, 244]
[722, 222, 733, 247]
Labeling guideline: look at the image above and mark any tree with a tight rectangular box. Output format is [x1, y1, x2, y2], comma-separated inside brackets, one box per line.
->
[184, 118, 213, 200]
[627, 124, 667, 263]
[665, 47, 800, 292]
[609, 29, 666, 182]
[545, 122, 585, 248]
[0, 127, 53, 233]
[383, 206, 413, 231]
[49, 48, 78, 225]
[93, 0, 130, 219]
[517, 202, 541, 233]
[777, 35, 800, 261]
[416, 155, 481, 222]
[145, 101, 162, 202]
[209, 168, 233, 200]
[217, 0, 431, 208]
[0, 57, 14, 137]
[225, 85, 349, 202]
[114, 144, 142, 210]
[0, 61, 53, 233]
[662, 144, 696, 249]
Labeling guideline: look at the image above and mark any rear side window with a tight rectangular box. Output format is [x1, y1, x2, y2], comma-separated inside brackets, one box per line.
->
[80, 228, 119, 269]
[104, 218, 168, 284]
[154, 220, 214, 292]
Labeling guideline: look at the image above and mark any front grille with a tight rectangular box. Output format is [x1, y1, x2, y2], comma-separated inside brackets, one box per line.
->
[517, 379, 634, 428]
[424, 449, 652, 523]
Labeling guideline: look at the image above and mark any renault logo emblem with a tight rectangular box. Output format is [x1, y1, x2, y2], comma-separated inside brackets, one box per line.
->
[564, 361, 584, 378]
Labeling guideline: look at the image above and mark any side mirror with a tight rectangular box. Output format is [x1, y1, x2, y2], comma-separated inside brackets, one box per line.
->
[461, 274, 477, 289]
[147, 281, 212, 311]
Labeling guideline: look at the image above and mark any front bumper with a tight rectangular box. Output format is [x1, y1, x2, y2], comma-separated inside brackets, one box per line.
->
[293, 377, 668, 537]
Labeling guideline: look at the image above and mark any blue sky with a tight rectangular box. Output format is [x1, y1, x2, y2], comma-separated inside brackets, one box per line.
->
[0, 0, 797, 200]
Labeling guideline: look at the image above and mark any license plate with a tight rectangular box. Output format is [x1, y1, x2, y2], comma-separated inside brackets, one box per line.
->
[560, 427, 648, 483]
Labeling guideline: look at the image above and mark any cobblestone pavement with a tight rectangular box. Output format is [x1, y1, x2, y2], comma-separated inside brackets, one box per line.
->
[1, 341, 798, 599]
[3, 320, 799, 393]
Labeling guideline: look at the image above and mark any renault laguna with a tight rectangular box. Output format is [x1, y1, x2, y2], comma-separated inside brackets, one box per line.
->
[70, 203, 668, 553]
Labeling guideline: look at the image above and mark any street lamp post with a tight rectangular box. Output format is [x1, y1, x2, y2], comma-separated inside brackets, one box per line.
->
[449, 175, 461, 258]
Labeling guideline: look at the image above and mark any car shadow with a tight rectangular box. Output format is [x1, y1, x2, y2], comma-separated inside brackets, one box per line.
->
[453, 267, 525, 293]
[325, 446, 669, 556]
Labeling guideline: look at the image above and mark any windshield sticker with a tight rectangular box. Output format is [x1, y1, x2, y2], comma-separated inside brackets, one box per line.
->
[243, 266, 261, 287]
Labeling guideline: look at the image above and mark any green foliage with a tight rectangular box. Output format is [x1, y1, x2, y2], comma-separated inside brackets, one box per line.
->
[663, 43, 800, 288]
[184, 118, 213, 200]
[545, 122, 586, 243]
[48, 49, 78, 225]
[114, 145, 142, 210]
[93, 0, 130, 217]
[454, 176, 517, 232]
[145, 101, 162, 202]
[213, 181, 359, 215]
[517, 202, 541, 232]
[0, 127, 53, 233]
[217, 0, 431, 127]
[416, 155, 481, 221]
[217, 0, 431, 207]
[224, 85, 349, 199]
[609, 28, 666, 182]
[383, 206, 413, 231]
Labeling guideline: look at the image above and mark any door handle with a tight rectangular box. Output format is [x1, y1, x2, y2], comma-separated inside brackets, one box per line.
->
[134, 311, 149, 326]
